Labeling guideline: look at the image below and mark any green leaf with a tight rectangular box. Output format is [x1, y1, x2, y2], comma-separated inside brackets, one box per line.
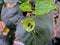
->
[22, 18, 35, 32]
[33, 0, 57, 16]
[36, 0, 52, 4]
[19, 2, 32, 12]
[19, 14, 52, 45]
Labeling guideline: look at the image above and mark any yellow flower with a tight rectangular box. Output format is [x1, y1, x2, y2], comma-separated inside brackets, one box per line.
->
[3, 27, 9, 32]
